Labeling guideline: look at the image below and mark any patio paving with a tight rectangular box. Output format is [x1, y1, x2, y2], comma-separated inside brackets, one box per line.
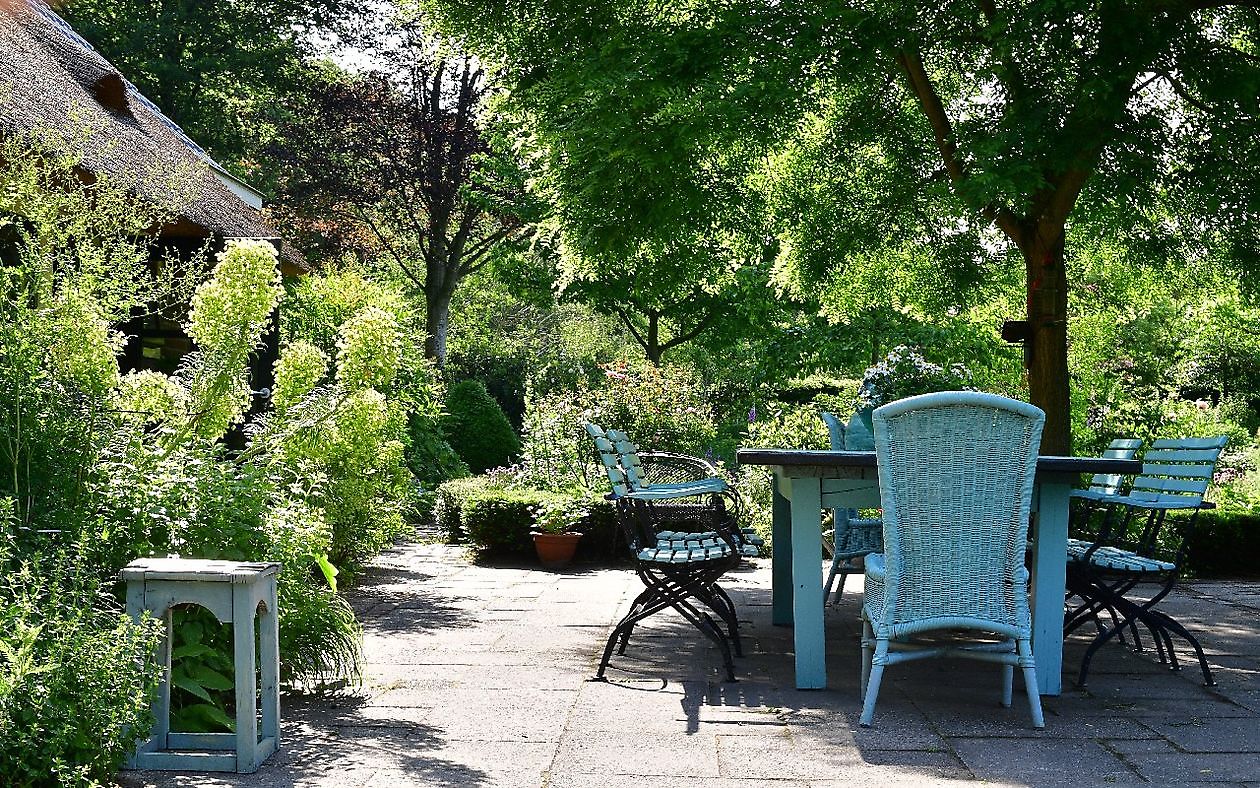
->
[121, 544, 1260, 788]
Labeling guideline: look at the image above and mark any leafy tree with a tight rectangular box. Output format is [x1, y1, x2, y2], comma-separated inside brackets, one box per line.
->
[421, 0, 1260, 452]
[269, 23, 537, 365]
[62, 0, 360, 176]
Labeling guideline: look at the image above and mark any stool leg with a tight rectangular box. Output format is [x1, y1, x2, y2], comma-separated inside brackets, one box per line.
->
[155, 607, 173, 748]
[233, 587, 259, 773]
[259, 584, 280, 755]
[126, 581, 169, 763]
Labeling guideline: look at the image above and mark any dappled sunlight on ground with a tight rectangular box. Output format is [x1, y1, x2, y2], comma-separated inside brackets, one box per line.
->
[122, 547, 1260, 788]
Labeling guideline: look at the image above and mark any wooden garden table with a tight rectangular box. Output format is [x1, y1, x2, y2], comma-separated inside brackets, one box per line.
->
[736, 448, 1140, 695]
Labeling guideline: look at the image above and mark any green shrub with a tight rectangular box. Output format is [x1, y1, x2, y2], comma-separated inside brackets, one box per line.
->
[435, 476, 618, 559]
[462, 488, 553, 553]
[1180, 509, 1260, 579]
[433, 476, 493, 543]
[519, 358, 720, 494]
[443, 380, 521, 473]
[0, 557, 161, 788]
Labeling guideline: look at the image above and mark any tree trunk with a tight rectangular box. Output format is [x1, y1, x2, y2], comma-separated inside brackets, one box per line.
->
[645, 312, 662, 364]
[1022, 229, 1072, 455]
[425, 289, 454, 367]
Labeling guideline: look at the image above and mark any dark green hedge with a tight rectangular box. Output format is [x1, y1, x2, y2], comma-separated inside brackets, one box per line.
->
[1181, 509, 1260, 578]
[441, 380, 521, 473]
[434, 476, 620, 561]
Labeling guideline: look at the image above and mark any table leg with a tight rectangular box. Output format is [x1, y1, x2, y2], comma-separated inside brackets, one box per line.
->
[771, 475, 793, 626]
[1030, 475, 1072, 696]
[789, 476, 826, 689]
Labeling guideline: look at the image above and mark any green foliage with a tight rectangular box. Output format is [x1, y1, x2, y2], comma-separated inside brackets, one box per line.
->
[519, 358, 720, 493]
[0, 557, 162, 788]
[62, 0, 360, 178]
[530, 497, 588, 535]
[443, 380, 521, 474]
[434, 476, 616, 557]
[282, 265, 464, 486]
[178, 240, 284, 442]
[1181, 510, 1260, 579]
[336, 306, 403, 392]
[271, 341, 329, 414]
[735, 404, 831, 550]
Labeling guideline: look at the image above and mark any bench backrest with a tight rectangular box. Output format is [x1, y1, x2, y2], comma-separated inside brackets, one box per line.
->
[1128, 436, 1228, 508]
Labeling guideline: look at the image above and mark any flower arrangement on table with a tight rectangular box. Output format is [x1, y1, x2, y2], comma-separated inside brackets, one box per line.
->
[856, 345, 975, 411]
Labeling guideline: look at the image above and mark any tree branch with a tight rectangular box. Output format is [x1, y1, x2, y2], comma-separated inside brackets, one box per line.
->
[658, 309, 719, 353]
[1155, 69, 1215, 113]
[614, 306, 649, 353]
[895, 48, 1024, 241]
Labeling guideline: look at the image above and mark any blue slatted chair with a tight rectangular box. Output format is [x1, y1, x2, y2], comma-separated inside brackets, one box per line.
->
[1063, 438, 1143, 644]
[820, 412, 883, 604]
[1065, 436, 1227, 688]
[585, 423, 748, 681]
[860, 392, 1046, 729]
[602, 427, 763, 554]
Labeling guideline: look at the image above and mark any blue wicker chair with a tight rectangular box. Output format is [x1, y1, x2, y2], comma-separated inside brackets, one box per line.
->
[1065, 436, 1227, 688]
[820, 412, 883, 604]
[860, 392, 1045, 728]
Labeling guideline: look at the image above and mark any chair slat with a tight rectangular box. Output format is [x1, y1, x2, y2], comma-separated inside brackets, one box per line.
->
[1144, 449, 1225, 463]
[1139, 462, 1215, 479]
[1131, 476, 1210, 496]
[1150, 436, 1229, 450]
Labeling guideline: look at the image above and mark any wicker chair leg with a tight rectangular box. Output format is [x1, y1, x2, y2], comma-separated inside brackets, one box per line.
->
[1017, 638, 1045, 728]
[859, 617, 874, 697]
[859, 638, 889, 727]
[1001, 663, 1014, 708]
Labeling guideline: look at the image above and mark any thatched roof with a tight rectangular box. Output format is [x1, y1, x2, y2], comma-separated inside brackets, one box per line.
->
[0, 0, 274, 241]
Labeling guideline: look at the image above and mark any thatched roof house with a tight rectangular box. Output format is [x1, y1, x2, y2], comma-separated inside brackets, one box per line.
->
[1, 0, 296, 395]
[0, 0, 276, 245]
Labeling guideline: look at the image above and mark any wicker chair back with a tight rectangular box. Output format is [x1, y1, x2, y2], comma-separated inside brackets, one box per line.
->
[871, 392, 1044, 635]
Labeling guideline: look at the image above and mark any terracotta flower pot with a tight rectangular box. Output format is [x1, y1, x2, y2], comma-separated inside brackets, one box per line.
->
[532, 532, 582, 569]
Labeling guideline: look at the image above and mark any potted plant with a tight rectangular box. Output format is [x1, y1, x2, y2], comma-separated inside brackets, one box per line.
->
[531, 498, 587, 569]
[855, 345, 974, 433]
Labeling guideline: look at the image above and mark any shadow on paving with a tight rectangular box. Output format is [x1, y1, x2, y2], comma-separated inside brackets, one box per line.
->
[119, 695, 495, 788]
[350, 564, 475, 637]
[573, 567, 1260, 785]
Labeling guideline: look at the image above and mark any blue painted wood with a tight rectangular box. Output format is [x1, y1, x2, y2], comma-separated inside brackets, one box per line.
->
[1030, 474, 1073, 695]
[771, 476, 793, 626]
[788, 475, 826, 689]
[122, 558, 281, 774]
[737, 448, 1137, 695]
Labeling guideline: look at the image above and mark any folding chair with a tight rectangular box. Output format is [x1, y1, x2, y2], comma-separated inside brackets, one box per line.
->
[1065, 436, 1228, 688]
[585, 424, 750, 681]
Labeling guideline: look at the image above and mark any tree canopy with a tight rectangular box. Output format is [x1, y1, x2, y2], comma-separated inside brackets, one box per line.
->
[419, 0, 1260, 452]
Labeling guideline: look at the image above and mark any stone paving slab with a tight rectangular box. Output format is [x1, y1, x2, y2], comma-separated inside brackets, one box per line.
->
[121, 543, 1260, 788]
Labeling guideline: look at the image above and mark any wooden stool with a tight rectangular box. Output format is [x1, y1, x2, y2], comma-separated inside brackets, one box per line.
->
[122, 558, 280, 773]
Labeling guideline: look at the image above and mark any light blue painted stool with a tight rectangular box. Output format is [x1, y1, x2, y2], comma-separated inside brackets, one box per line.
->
[122, 558, 281, 773]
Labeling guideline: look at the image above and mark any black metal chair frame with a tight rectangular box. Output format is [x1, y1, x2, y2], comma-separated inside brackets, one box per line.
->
[1065, 495, 1217, 688]
[595, 488, 745, 683]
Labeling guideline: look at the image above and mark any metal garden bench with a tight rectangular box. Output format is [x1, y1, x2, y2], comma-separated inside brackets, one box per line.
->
[1064, 436, 1228, 688]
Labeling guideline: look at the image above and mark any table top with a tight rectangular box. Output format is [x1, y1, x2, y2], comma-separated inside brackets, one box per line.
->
[736, 448, 1141, 476]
